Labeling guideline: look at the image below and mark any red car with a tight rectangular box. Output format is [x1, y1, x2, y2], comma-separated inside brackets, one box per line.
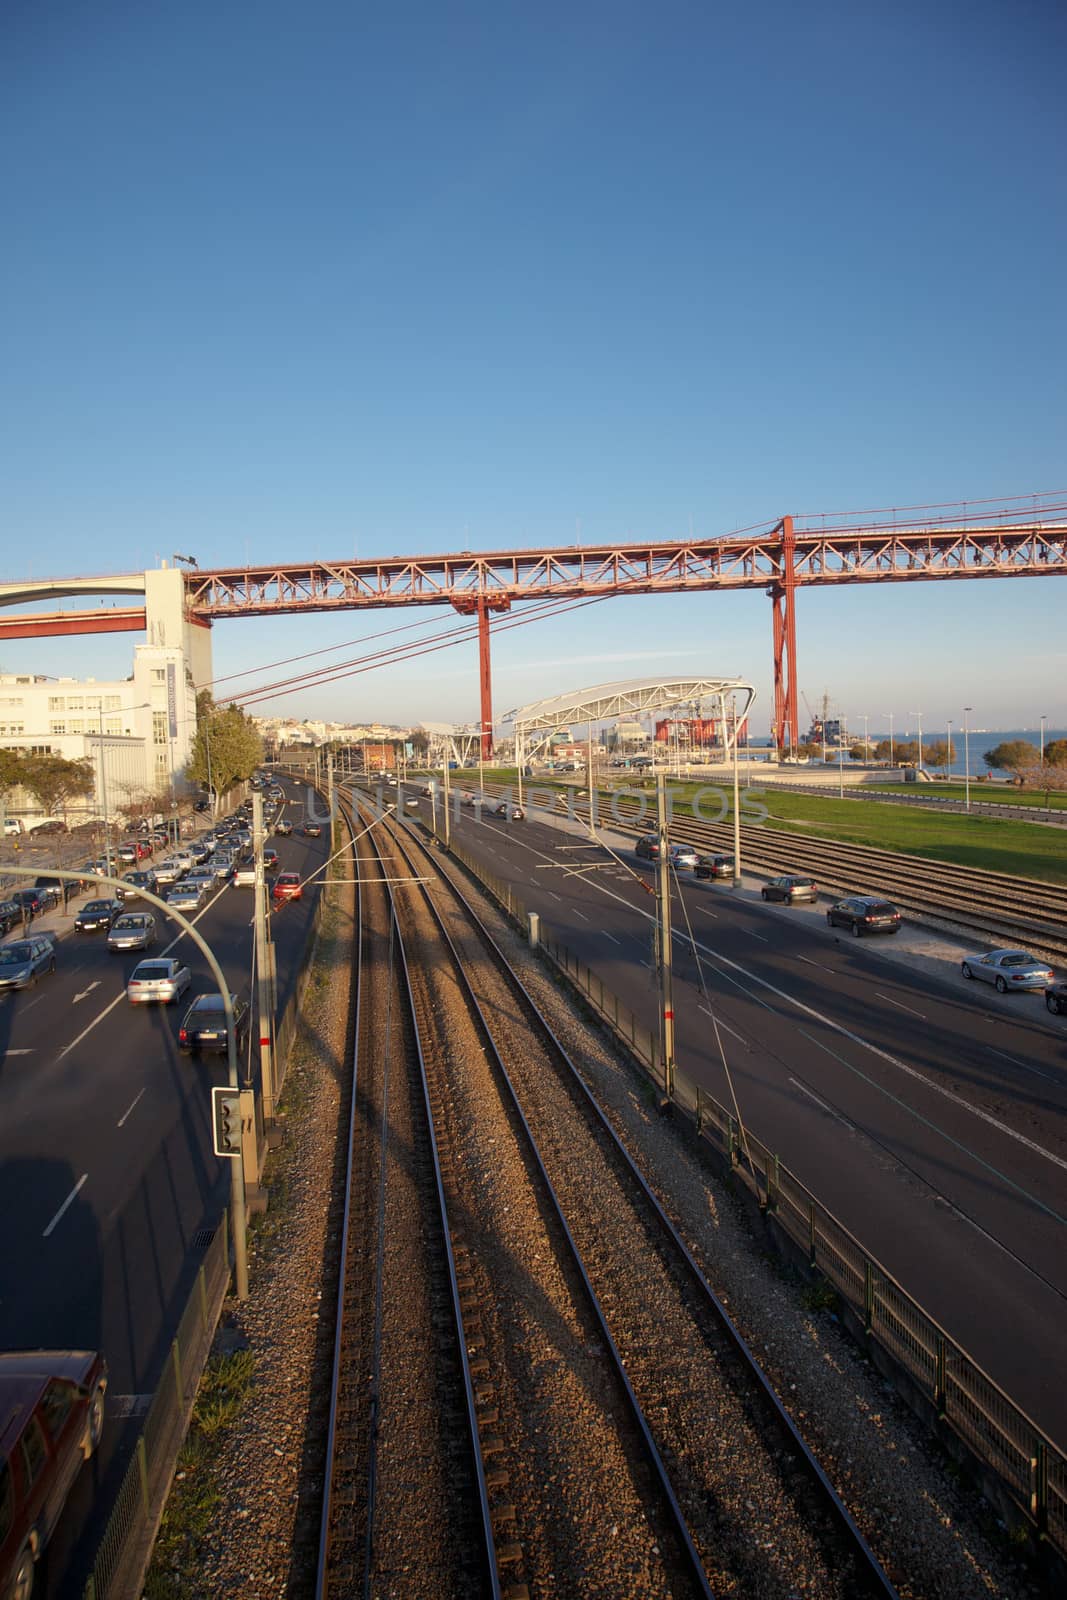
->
[272, 872, 303, 904]
[1, 1351, 108, 1600]
[134, 838, 154, 859]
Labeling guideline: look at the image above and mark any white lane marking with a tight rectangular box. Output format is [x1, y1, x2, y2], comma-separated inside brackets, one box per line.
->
[72, 982, 101, 1004]
[602, 931, 620, 945]
[2, 1049, 33, 1057]
[789, 1077, 854, 1129]
[573, 908, 589, 920]
[876, 992, 927, 1019]
[57, 884, 227, 1061]
[43, 1174, 88, 1237]
[795, 1026, 1067, 1223]
[746, 931, 768, 942]
[699, 906, 718, 918]
[796, 955, 833, 972]
[117, 1088, 147, 1127]
[457, 815, 1067, 1175]
[697, 1005, 747, 1045]
[549, 892, 562, 902]
[19, 995, 44, 1013]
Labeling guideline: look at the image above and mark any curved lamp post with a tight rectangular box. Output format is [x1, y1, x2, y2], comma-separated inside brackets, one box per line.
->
[3, 863, 250, 1298]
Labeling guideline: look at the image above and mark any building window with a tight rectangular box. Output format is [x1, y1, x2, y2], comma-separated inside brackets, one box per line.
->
[66, 696, 83, 711]
[85, 696, 101, 711]
[48, 696, 65, 712]
[104, 695, 121, 710]
[153, 712, 168, 746]
[152, 669, 166, 682]
[50, 722, 66, 735]
[67, 719, 84, 734]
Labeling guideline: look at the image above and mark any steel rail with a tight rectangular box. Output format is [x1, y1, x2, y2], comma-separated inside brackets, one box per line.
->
[316, 798, 498, 1599]
[384, 810, 901, 1600]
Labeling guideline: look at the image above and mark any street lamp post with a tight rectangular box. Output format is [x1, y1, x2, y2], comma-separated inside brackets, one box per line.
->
[1040, 714, 1047, 764]
[884, 711, 894, 771]
[838, 722, 845, 800]
[97, 710, 113, 879]
[911, 710, 924, 774]
[946, 719, 953, 783]
[964, 707, 972, 812]
[862, 713, 869, 764]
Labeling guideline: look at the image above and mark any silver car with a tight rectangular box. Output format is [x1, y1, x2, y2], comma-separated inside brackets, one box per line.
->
[108, 912, 157, 953]
[153, 859, 185, 886]
[961, 949, 1055, 993]
[126, 957, 192, 1005]
[0, 937, 57, 991]
[165, 881, 206, 912]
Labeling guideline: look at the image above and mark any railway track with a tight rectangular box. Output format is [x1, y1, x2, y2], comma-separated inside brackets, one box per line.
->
[316, 790, 901, 1598]
[449, 778, 1067, 966]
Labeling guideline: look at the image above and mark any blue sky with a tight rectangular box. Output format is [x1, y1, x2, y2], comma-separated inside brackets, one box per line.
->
[2, 0, 1065, 737]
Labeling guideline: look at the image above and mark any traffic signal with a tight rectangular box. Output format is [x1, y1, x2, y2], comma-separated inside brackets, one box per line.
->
[212, 1087, 243, 1158]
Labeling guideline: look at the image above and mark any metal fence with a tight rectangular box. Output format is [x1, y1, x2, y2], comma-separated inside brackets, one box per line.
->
[83, 1216, 231, 1599]
[444, 834, 1067, 1558]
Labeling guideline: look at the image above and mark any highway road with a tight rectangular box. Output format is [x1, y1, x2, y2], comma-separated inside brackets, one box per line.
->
[393, 786, 1067, 1452]
[0, 777, 329, 1598]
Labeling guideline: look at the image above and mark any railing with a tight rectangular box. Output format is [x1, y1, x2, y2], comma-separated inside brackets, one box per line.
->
[443, 832, 1067, 1560]
[83, 1217, 231, 1599]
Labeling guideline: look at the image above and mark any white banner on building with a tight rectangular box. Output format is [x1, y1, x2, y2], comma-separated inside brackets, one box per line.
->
[166, 662, 178, 740]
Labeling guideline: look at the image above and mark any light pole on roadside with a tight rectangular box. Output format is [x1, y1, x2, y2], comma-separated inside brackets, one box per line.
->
[1040, 714, 1047, 764]
[884, 711, 894, 771]
[655, 770, 676, 1101]
[946, 719, 953, 783]
[964, 707, 972, 812]
[862, 713, 869, 764]
[910, 710, 924, 774]
[97, 710, 113, 879]
[3, 862, 250, 1299]
[838, 732, 845, 799]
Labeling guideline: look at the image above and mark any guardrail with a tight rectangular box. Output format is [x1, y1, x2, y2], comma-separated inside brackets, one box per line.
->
[442, 831, 1067, 1566]
[83, 1217, 231, 1599]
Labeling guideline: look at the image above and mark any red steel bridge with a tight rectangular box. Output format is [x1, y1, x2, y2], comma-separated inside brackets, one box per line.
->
[2, 495, 1065, 752]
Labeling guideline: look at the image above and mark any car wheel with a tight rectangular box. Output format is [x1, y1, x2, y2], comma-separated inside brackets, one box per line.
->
[961, 963, 973, 980]
[995, 975, 1007, 994]
[85, 1378, 106, 1457]
[11, 1542, 34, 1600]
[1047, 993, 1062, 1015]
[852, 921, 863, 937]
[761, 889, 769, 900]
[48, 958, 56, 975]
[825, 912, 834, 926]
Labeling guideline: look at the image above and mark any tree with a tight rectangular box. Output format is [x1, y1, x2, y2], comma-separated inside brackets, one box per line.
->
[0, 749, 23, 801]
[186, 698, 263, 806]
[873, 740, 894, 761]
[924, 740, 955, 771]
[1044, 739, 1067, 768]
[983, 740, 1039, 776]
[848, 743, 866, 762]
[893, 740, 920, 765]
[19, 754, 95, 822]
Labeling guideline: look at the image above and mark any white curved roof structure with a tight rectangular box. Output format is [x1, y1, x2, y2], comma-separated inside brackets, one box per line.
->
[507, 675, 754, 734]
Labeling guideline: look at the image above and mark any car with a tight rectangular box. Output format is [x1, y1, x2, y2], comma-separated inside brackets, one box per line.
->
[0, 1350, 108, 1600]
[272, 872, 303, 904]
[2, 817, 24, 837]
[301, 822, 322, 838]
[402, 794, 421, 810]
[29, 818, 66, 836]
[274, 819, 293, 836]
[666, 843, 699, 870]
[461, 793, 479, 808]
[634, 834, 661, 861]
[695, 854, 735, 880]
[178, 991, 250, 1054]
[826, 896, 902, 936]
[183, 872, 216, 896]
[165, 881, 207, 912]
[0, 937, 57, 991]
[134, 837, 154, 859]
[193, 796, 212, 812]
[153, 859, 185, 886]
[493, 802, 525, 820]
[0, 899, 22, 937]
[960, 949, 1055, 993]
[107, 912, 157, 952]
[204, 856, 234, 886]
[762, 874, 818, 904]
[126, 957, 192, 1005]
[1045, 981, 1067, 1017]
[74, 898, 123, 934]
[32, 877, 65, 908]
[231, 864, 257, 889]
[262, 848, 279, 872]
[116, 842, 139, 865]
[121, 869, 158, 899]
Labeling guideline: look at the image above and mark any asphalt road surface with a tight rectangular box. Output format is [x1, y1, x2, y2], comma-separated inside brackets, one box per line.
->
[401, 787, 1067, 1453]
[0, 777, 329, 1598]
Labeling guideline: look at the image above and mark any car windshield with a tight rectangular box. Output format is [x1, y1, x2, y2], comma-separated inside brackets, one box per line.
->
[113, 918, 140, 930]
[789, 878, 814, 887]
[1001, 953, 1033, 967]
[84, 901, 111, 913]
[134, 963, 171, 979]
[0, 944, 31, 964]
[192, 995, 232, 1014]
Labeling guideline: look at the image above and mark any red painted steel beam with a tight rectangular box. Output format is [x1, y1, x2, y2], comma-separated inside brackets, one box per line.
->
[0, 608, 147, 639]
[769, 516, 799, 751]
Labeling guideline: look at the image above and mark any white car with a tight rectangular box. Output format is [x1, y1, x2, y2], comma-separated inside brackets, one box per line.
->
[960, 949, 1055, 993]
[126, 958, 192, 1005]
